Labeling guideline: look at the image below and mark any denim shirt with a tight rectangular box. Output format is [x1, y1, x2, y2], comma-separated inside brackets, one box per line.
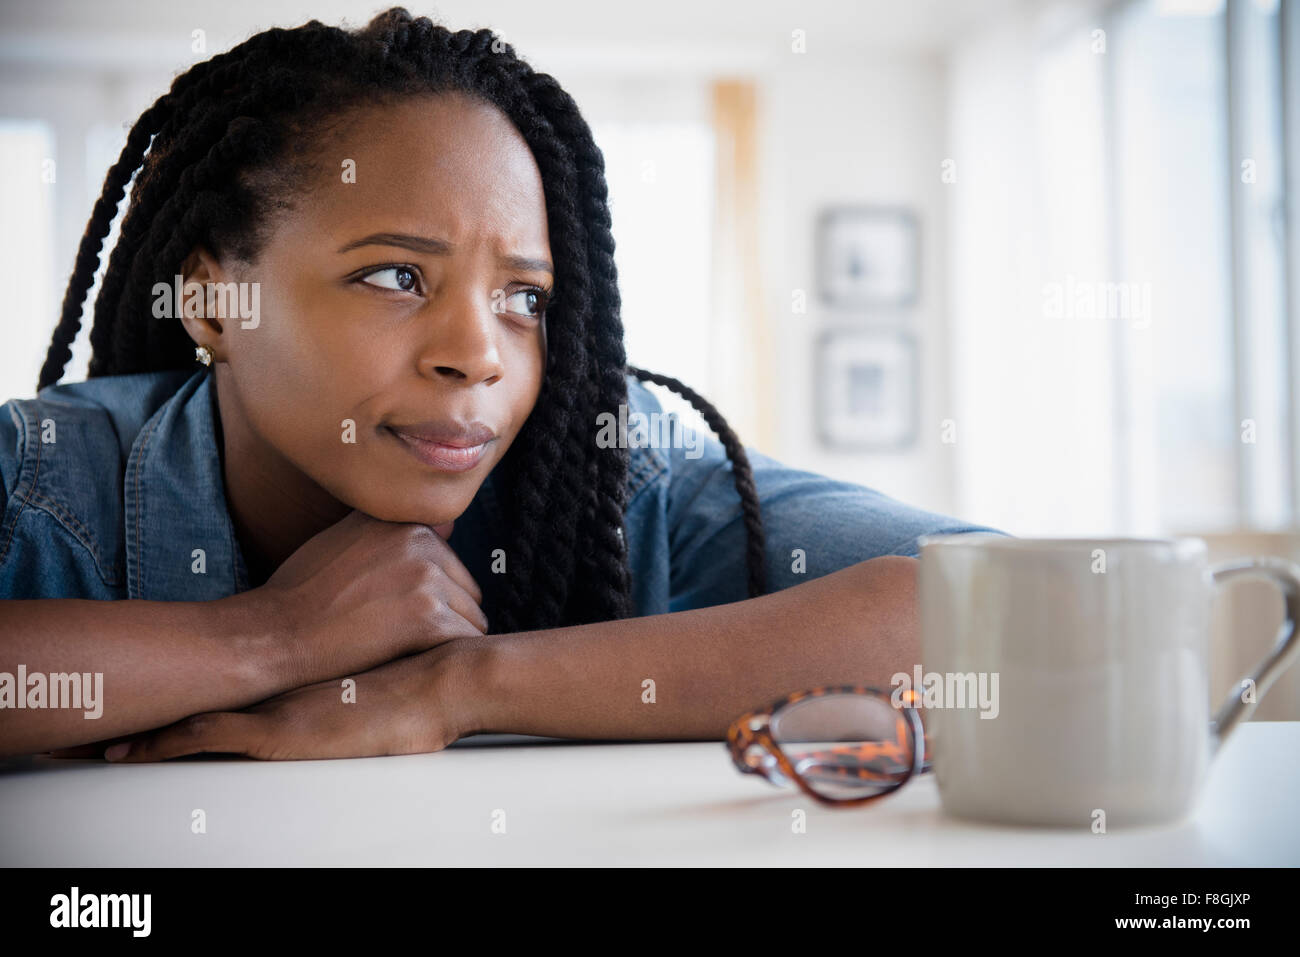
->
[0, 367, 1007, 611]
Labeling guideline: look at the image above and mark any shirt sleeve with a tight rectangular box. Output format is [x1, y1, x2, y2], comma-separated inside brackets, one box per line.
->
[0, 400, 21, 517]
[663, 423, 1011, 612]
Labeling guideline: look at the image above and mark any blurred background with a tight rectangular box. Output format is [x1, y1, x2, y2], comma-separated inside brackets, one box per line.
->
[0, 0, 1296, 547]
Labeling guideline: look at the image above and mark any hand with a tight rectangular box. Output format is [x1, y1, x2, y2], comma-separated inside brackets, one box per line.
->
[241, 510, 488, 690]
[47, 639, 483, 762]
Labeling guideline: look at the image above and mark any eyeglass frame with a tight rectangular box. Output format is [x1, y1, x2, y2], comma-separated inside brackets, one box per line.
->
[725, 684, 932, 808]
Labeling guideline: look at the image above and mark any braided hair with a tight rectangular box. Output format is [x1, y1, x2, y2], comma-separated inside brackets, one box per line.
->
[37, 7, 767, 632]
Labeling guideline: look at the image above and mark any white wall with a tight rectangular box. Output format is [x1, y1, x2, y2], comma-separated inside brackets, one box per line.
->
[758, 55, 958, 515]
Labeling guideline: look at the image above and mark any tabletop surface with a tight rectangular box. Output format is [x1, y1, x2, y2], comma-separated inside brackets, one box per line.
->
[1, 722, 1295, 866]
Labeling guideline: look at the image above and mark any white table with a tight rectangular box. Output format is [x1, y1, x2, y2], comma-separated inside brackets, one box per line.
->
[1, 722, 1295, 866]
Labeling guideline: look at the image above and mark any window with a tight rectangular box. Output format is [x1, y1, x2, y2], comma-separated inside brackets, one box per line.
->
[0, 119, 57, 399]
[948, 0, 1295, 535]
[590, 119, 716, 435]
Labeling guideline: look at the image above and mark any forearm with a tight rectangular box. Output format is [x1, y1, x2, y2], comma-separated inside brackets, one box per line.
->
[465, 556, 920, 741]
[0, 593, 280, 757]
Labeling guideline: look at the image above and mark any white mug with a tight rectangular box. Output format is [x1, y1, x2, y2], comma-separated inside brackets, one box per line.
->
[917, 535, 1300, 828]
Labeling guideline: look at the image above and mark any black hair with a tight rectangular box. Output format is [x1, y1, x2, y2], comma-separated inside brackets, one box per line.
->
[37, 7, 766, 632]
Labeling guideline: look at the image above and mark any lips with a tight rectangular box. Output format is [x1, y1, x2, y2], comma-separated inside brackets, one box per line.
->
[384, 420, 497, 472]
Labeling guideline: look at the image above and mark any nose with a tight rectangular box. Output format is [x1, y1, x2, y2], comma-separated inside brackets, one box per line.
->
[416, 285, 505, 386]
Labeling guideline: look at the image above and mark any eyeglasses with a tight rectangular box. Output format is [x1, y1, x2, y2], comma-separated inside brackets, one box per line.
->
[726, 685, 931, 807]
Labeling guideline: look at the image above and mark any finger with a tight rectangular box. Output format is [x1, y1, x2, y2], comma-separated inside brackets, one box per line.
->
[330, 509, 405, 551]
[433, 570, 490, 634]
[45, 743, 116, 759]
[416, 602, 490, 647]
[44, 733, 137, 759]
[427, 539, 481, 605]
[406, 526, 483, 605]
[445, 604, 490, 638]
[349, 513, 482, 604]
[329, 509, 379, 536]
[108, 712, 263, 763]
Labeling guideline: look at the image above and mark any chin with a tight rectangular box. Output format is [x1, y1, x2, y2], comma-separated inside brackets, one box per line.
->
[351, 490, 470, 528]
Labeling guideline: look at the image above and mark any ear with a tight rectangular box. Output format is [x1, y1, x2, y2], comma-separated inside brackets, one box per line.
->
[175, 246, 233, 357]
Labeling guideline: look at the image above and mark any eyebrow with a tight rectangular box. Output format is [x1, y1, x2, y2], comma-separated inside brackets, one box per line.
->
[337, 232, 553, 277]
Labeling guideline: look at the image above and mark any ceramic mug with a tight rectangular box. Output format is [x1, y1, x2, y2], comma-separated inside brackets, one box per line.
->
[917, 535, 1300, 827]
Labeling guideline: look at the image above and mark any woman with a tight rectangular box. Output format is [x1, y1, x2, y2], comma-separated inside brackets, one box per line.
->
[0, 8, 1003, 760]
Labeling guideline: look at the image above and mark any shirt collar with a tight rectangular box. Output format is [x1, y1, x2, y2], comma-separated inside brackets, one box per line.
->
[124, 367, 249, 600]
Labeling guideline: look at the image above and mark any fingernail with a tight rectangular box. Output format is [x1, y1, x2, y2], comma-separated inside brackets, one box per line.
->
[104, 743, 131, 761]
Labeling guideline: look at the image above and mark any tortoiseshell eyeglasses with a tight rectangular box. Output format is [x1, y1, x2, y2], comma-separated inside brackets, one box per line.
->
[726, 685, 931, 807]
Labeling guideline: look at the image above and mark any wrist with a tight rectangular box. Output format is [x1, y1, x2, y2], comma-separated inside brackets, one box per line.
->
[442, 634, 515, 738]
[207, 588, 291, 698]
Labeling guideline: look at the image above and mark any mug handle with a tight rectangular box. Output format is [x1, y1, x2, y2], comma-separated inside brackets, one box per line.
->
[1207, 557, 1300, 756]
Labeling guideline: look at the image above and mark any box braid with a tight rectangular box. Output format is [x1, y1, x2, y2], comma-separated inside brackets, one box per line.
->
[35, 6, 767, 632]
[626, 367, 767, 600]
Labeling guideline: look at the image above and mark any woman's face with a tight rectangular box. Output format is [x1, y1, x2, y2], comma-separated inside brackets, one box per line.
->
[186, 92, 550, 528]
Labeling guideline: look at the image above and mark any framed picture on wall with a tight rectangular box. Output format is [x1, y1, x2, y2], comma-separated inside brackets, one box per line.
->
[815, 328, 918, 450]
[816, 206, 919, 309]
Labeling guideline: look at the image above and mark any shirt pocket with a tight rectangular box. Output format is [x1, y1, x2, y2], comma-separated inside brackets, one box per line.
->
[0, 397, 126, 591]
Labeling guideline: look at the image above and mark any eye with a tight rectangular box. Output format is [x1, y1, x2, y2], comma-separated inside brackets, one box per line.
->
[358, 265, 421, 293]
[499, 287, 550, 320]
